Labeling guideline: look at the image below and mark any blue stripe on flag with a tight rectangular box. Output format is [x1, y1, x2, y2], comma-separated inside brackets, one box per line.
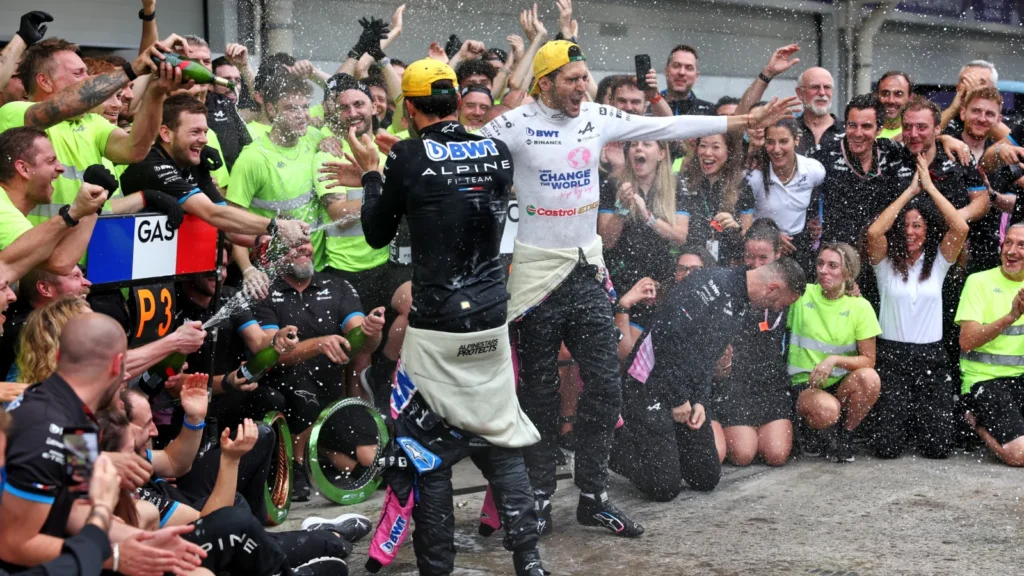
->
[86, 217, 136, 284]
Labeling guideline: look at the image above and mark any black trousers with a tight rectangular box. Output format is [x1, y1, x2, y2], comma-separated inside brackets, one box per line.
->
[175, 422, 276, 524]
[184, 506, 293, 575]
[611, 377, 721, 501]
[381, 397, 538, 576]
[868, 339, 954, 459]
[514, 262, 622, 496]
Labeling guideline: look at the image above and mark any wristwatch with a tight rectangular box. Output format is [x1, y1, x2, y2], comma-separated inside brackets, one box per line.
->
[266, 217, 278, 237]
[614, 304, 631, 315]
[59, 205, 79, 227]
[138, 8, 156, 21]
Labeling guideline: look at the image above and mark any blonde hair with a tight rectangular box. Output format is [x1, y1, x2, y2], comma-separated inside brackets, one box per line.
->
[16, 296, 91, 383]
[819, 242, 861, 297]
[622, 141, 677, 221]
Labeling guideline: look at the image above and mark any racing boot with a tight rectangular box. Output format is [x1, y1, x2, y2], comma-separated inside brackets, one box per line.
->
[513, 548, 549, 576]
[577, 491, 644, 537]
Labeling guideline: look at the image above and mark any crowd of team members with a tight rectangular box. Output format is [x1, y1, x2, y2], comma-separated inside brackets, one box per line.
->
[2, 0, 1024, 574]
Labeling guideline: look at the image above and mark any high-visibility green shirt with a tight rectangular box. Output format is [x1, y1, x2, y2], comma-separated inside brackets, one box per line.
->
[205, 130, 232, 189]
[0, 185, 34, 250]
[0, 101, 117, 225]
[246, 121, 324, 147]
[310, 104, 324, 120]
[878, 126, 902, 140]
[955, 267, 1024, 393]
[787, 283, 881, 388]
[315, 126, 388, 272]
[226, 134, 324, 263]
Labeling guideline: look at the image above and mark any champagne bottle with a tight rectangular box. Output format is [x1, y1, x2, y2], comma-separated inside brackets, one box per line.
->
[344, 325, 368, 356]
[237, 331, 298, 383]
[139, 352, 187, 397]
[154, 53, 236, 89]
[238, 344, 280, 383]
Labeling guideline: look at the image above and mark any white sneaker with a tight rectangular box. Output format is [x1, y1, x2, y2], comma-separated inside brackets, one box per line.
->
[302, 513, 373, 543]
[293, 556, 347, 576]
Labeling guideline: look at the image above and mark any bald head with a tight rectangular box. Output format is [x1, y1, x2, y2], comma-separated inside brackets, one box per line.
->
[796, 67, 834, 117]
[58, 313, 127, 370]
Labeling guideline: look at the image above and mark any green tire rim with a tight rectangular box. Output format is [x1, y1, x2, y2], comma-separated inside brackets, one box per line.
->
[262, 411, 293, 525]
[308, 398, 389, 505]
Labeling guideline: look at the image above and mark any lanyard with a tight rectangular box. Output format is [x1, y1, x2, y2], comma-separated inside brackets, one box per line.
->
[759, 308, 783, 332]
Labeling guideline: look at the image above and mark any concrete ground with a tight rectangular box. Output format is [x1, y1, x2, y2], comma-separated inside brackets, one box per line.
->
[277, 449, 1024, 575]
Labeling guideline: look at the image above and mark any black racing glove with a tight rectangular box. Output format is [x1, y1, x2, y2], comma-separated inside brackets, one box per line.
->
[83, 164, 118, 194]
[445, 34, 462, 59]
[200, 146, 223, 172]
[141, 189, 185, 230]
[83, 164, 117, 213]
[17, 11, 53, 46]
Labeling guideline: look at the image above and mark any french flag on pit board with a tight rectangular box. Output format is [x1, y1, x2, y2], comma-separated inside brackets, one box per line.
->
[86, 214, 218, 285]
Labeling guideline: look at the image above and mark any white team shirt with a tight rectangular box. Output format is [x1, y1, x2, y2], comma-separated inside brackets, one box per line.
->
[479, 101, 727, 249]
[746, 154, 826, 236]
[874, 251, 954, 344]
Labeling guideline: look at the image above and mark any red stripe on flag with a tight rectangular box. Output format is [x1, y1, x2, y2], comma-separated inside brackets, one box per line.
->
[175, 215, 218, 274]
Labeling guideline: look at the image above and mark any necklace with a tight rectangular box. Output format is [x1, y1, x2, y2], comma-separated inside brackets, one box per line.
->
[840, 138, 880, 181]
[774, 161, 796, 185]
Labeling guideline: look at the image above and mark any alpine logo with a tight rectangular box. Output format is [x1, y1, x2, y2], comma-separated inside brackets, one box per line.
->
[578, 122, 595, 135]
[527, 127, 559, 138]
[379, 516, 408, 554]
[457, 339, 499, 356]
[424, 139, 499, 161]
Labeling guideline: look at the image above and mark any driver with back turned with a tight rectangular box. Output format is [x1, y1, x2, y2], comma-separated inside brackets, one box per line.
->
[346, 58, 546, 576]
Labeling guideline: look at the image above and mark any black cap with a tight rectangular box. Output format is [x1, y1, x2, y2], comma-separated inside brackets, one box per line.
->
[325, 73, 373, 102]
[485, 48, 508, 63]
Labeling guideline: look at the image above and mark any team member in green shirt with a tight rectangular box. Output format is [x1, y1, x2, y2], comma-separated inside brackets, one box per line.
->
[315, 75, 389, 296]
[228, 74, 322, 297]
[788, 242, 882, 463]
[0, 127, 108, 278]
[876, 71, 911, 143]
[0, 36, 186, 224]
[956, 224, 1024, 466]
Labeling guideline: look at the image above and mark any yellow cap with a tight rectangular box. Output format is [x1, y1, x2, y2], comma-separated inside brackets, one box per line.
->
[529, 40, 587, 95]
[401, 58, 459, 98]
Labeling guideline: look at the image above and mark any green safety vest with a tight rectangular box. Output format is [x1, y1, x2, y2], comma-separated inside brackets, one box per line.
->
[786, 284, 881, 388]
[315, 126, 388, 272]
[955, 267, 1024, 393]
[226, 133, 324, 261]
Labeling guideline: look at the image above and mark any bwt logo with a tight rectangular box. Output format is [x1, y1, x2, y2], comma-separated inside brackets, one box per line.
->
[526, 127, 559, 138]
[380, 516, 408, 554]
[424, 139, 499, 161]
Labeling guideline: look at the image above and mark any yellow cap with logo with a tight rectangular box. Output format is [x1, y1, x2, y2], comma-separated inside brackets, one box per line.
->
[401, 58, 459, 98]
[529, 40, 587, 96]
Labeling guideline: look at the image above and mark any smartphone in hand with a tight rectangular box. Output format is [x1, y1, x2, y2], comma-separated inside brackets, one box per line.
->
[63, 428, 99, 498]
[635, 54, 652, 91]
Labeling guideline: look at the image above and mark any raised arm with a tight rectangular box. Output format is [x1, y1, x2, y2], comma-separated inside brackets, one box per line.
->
[150, 374, 208, 478]
[23, 41, 169, 130]
[737, 44, 801, 115]
[350, 129, 405, 248]
[917, 155, 969, 263]
[139, 0, 159, 54]
[866, 174, 920, 265]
